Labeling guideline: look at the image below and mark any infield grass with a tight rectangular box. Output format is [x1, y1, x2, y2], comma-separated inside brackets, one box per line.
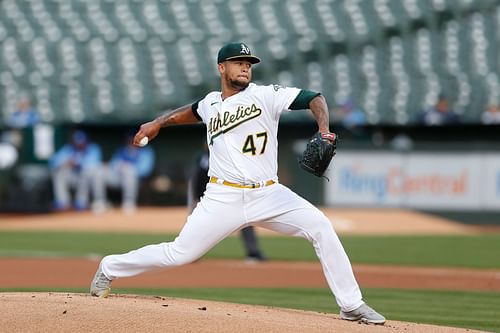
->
[0, 231, 500, 269]
[2, 287, 498, 332]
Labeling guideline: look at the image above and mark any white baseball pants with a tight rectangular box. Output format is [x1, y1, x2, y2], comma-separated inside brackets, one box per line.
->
[93, 163, 140, 207]
[51, 165, 98, 209]
[100, 182, 364, 311]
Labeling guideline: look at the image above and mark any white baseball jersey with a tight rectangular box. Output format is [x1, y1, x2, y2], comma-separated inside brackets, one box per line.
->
[195, 83, 300, 184]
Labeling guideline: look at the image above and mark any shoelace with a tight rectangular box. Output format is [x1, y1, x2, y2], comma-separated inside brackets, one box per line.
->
[95, 273, 110, 288]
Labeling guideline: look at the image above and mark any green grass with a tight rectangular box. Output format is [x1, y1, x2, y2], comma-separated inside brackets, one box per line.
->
[2, 287, 499, 332]
[0, 231, 177, 258]
[1, 231, 500, 269]
[340, 235, 500, 269]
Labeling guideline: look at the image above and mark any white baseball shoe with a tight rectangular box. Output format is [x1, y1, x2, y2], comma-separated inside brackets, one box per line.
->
[90, 264, 112, 298]
[340, 303, 386, 325]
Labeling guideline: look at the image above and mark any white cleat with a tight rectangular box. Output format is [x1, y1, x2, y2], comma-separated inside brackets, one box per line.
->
[340, 303, 386, 325]
[90, 265, 112, 298]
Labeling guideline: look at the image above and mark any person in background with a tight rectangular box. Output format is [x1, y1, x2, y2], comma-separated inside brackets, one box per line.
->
[480, 104, 500, 125]
[92, 133, 155, 215]
[5, 96, 41, 129]
[3, 96, 41, 153]
[334, 97, 367, 129]
[417, 95, 461, 125]
[49, 130, 102, 211]
[188, 145, 267, 262]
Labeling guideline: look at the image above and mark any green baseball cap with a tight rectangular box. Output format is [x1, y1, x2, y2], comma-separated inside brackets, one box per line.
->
[217, 42, 261, 64]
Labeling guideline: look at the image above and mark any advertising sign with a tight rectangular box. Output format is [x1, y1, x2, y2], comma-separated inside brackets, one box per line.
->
[325, 151, 499, 210]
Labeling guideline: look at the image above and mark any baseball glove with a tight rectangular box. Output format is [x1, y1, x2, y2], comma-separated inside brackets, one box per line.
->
[298, 132, 337, 177]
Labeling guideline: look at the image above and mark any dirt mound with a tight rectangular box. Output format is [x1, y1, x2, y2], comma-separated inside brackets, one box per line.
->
[0, 293, 485, 333]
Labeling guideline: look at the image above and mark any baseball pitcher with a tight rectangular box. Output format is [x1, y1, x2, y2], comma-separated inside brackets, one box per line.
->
[90, 42, 385, 325]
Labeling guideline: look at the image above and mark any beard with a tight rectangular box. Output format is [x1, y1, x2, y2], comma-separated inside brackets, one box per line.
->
[229, 77, 250, 91]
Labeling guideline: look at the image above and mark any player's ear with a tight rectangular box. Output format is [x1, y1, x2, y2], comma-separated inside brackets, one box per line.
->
[217, 62, 225, 74]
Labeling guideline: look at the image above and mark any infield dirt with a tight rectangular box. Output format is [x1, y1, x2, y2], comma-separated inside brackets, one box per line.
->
[0, 293, 488, 333]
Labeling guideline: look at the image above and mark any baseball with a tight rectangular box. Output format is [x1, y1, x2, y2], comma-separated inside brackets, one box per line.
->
[138, 136, 149, 147]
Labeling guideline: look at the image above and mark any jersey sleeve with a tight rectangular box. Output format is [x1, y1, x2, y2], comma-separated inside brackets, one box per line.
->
[192, 92, 219, 124]
[266, 84, 301, 117]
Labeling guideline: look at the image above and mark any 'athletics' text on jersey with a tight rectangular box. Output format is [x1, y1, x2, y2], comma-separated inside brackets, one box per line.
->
[196, 83, 300, 184]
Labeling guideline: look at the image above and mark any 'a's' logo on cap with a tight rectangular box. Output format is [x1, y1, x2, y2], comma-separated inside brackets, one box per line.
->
[240, 43, 250, 54]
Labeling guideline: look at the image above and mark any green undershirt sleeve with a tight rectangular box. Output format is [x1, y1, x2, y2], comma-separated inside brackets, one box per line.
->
[191, 98, 203, 121]
[289, 90, 321, 110]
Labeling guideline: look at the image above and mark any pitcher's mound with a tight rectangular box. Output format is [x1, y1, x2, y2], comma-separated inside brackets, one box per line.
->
[0, 292, 482, 333]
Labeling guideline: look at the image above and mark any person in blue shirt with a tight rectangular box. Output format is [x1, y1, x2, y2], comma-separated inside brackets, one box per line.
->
[5, 97, 41, 129]
[49, 130, 102, 211]
[334, 98, 367, 129]
[417, 95, 461, 125]
[92, 133, 155, 214]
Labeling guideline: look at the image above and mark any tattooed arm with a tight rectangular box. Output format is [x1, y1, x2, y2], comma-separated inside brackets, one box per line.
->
[309, 95, 331, 134]
[133, 104, 200, 146]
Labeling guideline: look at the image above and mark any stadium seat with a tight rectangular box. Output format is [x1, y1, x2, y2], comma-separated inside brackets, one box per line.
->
[1, 0, 500, 125]
[387, 37, 411, 124]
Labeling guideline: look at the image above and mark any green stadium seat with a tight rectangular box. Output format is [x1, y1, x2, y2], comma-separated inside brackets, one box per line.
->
[2, 0, 500, 125]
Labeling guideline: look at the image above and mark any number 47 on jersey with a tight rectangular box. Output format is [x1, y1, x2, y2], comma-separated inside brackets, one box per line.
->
[242, 132, 268, 155]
